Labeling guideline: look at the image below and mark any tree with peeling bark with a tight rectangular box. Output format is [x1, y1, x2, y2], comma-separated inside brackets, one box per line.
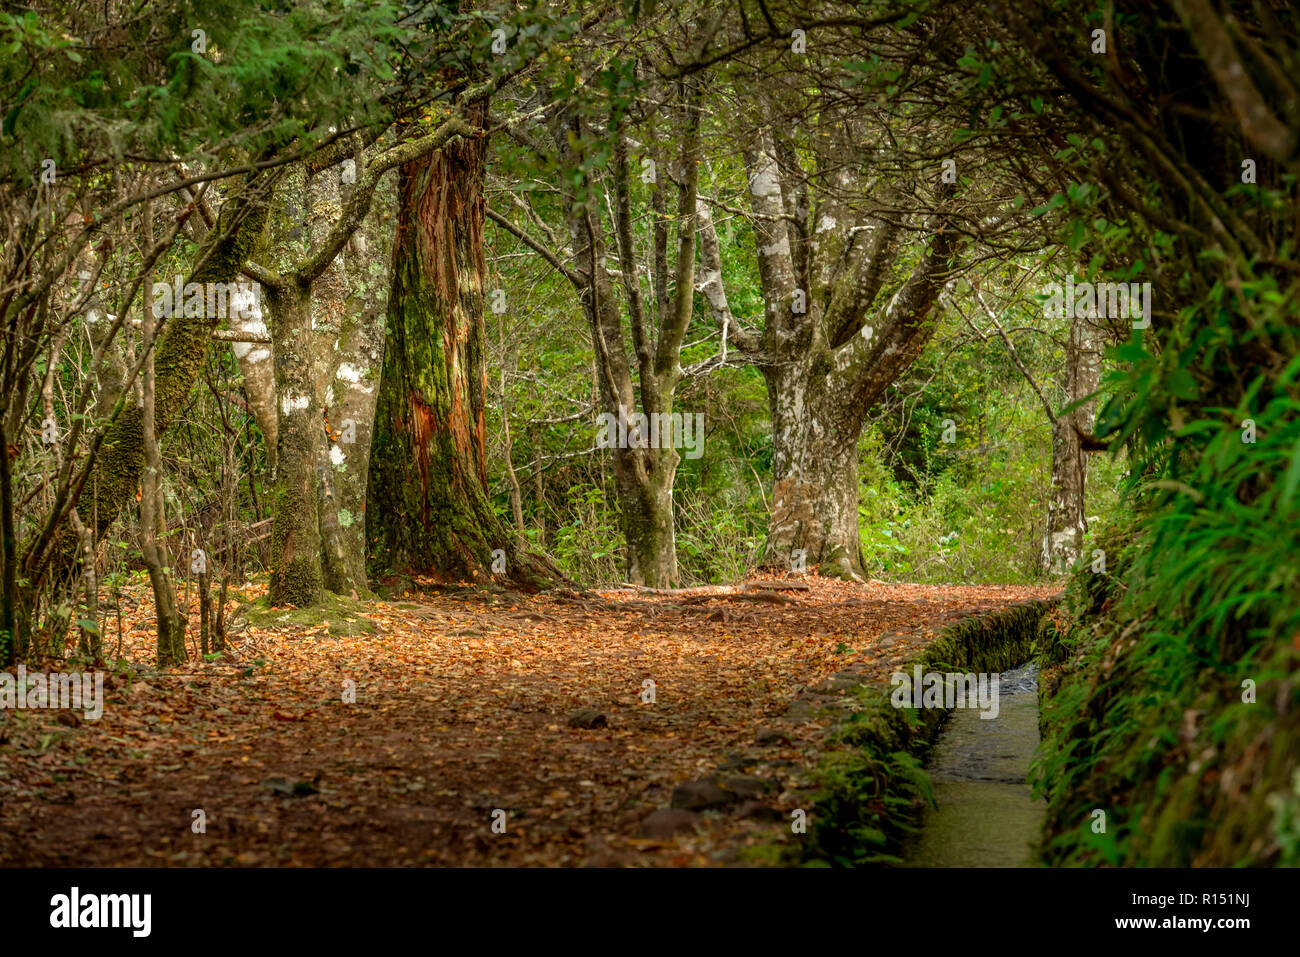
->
[246, 115, 475, 608]
[363, 5, 608, 590]
[366, 104, 527, 586]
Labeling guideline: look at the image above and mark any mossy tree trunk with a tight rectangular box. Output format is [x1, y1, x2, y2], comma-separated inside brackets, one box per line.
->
[265, 278, 326, 607]
[367, 110, 538, 585]
[40, 181, 272, 589]
[252, 118, 480, 605]
[245, 158, 385, 604]
[763, 359, 867, 576]
[260, 164, 328, 608]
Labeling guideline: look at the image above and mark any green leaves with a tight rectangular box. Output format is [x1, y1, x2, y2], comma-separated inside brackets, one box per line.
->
[1030, 192, 1065, 217]
[0, 0, 414, 187]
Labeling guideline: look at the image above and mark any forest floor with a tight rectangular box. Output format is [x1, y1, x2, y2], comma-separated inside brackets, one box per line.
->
[0, 575, 1056, 867]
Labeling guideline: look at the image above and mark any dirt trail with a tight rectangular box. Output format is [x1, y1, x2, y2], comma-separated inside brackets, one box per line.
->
[0, 576, 1055, 866]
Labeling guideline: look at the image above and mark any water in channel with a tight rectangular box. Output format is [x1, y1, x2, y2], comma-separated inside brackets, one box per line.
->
[901, 662, 1044, 867]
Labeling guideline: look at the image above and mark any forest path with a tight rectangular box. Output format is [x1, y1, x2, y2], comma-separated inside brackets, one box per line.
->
[0, 576, 1055, 866]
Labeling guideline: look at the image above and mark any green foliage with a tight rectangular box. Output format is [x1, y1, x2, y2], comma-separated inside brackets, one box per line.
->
[1269, 770, 1300, 867]
[1032, 268, 1300, 865]
[1, 0, 409, 186]
[854, 296, 1124, 583]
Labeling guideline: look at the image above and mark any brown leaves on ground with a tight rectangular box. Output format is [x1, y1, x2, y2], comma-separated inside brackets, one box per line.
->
[0, 575, 1055, 867]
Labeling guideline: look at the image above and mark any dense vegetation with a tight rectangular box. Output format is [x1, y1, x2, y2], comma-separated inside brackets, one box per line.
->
[1, 0, 1296, 867]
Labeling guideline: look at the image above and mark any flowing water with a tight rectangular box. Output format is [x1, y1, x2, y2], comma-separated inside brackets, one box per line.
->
[901, 662, 1043, 867]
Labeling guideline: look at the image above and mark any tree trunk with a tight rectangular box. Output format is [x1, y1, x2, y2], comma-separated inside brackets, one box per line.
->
[367, 110, 537, 585]
[765, 363, 864, 576]
[44, 184, 271, 588]
[616, 444, 679, 585]
[229, 297, 276, 475]
[139, 242, 187, 666]
[252, 154, 394, 605]
[318, 294, 385, 596]
[540, 95, 701, 588]
[266, 281, 325, 606]
[714, 127, 960, 580]
[1, 418, 17, 666]
[532, 456, 546, 546]
[75, 244, 127, 421]
[316, 160, 392, 598]
[501, 353, 526, 536]
[576, 253, 681, 586]
[1042, 315, 1101, 573]
[69, 510, 100, 660]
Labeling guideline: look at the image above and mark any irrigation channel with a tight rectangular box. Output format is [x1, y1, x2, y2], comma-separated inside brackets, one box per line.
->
[902, 662, 1044, 867]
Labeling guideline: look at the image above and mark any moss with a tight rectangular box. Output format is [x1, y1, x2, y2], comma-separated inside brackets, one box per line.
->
[268, 495, 324, 608]
[793, 599, 1055, 867]
[42, 192, 272, 590]
[236, 592, 376, 636]
[1033, 520, 1300, 866]
[817, 544, 858, 581]
[373, 574, 419, 600]
[266, 330, 325, 609]
[738, 842, 796, 867]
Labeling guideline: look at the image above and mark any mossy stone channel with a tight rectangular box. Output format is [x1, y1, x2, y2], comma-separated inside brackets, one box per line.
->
[901, 663, 1043, 867]
[802, 599, 1054, 866]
